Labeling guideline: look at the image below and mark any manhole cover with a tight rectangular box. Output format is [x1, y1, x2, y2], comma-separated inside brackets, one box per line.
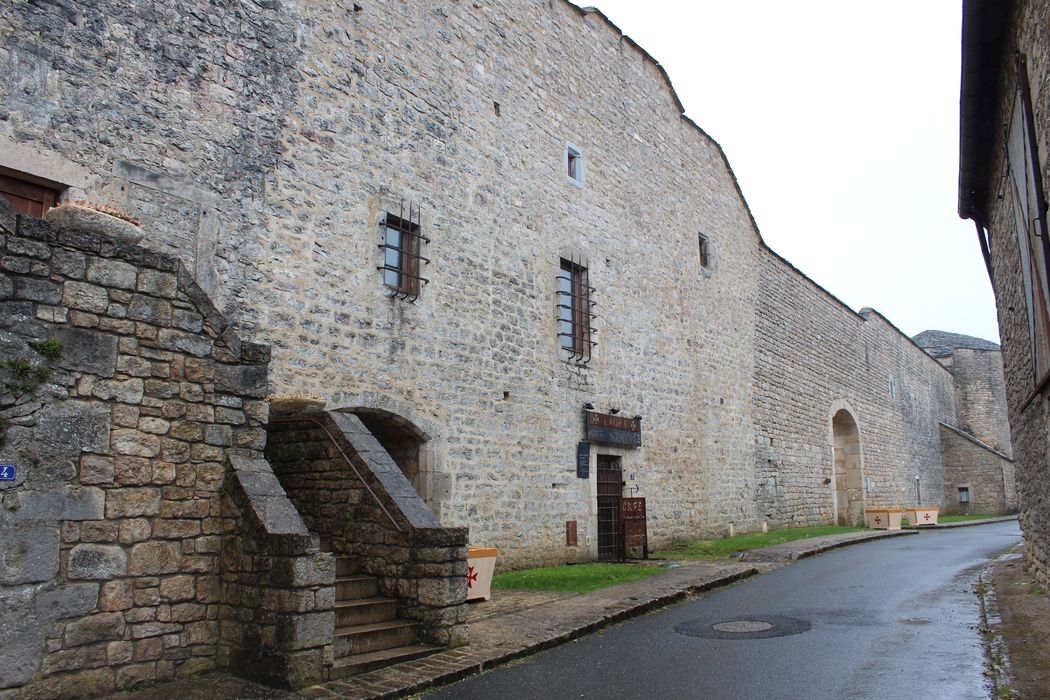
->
[675, 615, 811, 639]
[712, 620, 774, 633]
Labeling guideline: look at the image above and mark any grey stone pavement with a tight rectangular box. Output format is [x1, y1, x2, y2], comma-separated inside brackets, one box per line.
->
[104, 522, 1015, 700]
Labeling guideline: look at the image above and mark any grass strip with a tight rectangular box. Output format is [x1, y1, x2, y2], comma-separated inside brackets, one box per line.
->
[654, 525, 866, 559]
[492, 563, 666, 593]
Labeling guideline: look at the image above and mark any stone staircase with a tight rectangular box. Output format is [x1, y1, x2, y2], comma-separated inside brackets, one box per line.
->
[329, 556, 444, 680]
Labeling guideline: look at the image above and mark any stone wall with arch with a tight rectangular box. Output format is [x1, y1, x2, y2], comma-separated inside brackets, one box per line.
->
[829, 404, 864, 526]
[327, 392, 449, 521]
[754, 248, 959, 527]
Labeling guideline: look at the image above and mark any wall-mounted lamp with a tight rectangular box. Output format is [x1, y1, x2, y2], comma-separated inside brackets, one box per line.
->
[584, 402, 594, 410]
[609, 408, 620, 415]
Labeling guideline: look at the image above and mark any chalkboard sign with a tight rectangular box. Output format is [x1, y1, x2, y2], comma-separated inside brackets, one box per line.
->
[576, 442, 590, 478]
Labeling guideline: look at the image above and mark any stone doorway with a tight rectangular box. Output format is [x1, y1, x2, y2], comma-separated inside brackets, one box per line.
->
[351, 408, 431, 503]
[832, 409, 864, 526]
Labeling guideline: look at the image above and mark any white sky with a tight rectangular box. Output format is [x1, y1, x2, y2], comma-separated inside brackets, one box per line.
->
[590, 0, 1001, 342]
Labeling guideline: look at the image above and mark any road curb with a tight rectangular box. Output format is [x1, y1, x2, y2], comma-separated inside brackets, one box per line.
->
[739, 529, 916, 562]
[905, 515, 1018, 530]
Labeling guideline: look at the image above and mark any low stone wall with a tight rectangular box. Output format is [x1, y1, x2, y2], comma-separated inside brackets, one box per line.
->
[219, 452, 334, 689]
[266, 410, 468, 648]
[939, 423, 1014, 515]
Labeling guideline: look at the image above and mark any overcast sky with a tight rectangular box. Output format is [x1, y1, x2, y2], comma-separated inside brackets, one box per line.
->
[591, 0, 1001, 343]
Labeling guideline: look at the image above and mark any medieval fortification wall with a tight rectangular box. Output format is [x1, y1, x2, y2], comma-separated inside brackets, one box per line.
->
[0, 0, 1010, 588]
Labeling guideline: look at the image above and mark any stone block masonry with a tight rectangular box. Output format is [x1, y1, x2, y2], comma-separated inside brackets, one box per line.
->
[266, 410, 469, 650]
[0, 198, 275, 697]
[958, 0, 1050, 590]
[753, 248, 958, 526]
[0, 0, 1015, 603]
[939, 424, 1013, 515]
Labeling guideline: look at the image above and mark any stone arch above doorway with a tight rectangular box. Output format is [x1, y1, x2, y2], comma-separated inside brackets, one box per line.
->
[328, 392, 446, 516]
[830, 403, 864, 526]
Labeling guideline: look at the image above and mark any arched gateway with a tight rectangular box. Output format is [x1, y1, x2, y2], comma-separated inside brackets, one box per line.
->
[831, 408, 864, 526]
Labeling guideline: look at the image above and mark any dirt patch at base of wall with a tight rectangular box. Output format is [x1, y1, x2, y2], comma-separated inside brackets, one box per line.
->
[986, 551, 1050, 698]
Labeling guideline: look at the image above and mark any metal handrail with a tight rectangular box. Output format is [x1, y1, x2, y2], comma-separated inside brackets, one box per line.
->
[269, 416, 403, 532]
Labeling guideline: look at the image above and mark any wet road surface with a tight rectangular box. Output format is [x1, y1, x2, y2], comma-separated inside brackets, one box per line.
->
[427, 521, 1021, 699]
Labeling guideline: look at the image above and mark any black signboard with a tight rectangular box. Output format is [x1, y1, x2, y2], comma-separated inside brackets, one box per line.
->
[586, 411, 642, 447]
[576, 442, 590, 478]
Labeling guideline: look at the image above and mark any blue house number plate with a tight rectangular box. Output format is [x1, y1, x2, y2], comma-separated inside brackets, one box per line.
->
[0, 464, 16, 481]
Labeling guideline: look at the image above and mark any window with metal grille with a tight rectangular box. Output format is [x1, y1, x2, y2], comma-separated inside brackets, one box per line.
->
[377, 203, 429, 301]
[958, 487, 970, 504]
[557, 258, 596, 363]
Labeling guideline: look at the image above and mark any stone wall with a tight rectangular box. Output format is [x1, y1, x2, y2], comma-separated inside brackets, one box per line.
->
[0, 200, 273, 697]
[939, 424, 1013, 515]
[969, 0, 1050, 587]
[1, 0, 765, 567]
[0, 0, 1018, 581]
[252, 0, 764, 561]
[753, 248, 958, 525]
[219, 452, 334, 689]
[266, 410, 468, 648]
[949, 349, 1014, 457]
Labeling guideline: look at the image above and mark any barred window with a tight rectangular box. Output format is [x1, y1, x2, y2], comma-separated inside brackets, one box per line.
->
[557, 258, 596, 364]
[378, 204, 429, 301]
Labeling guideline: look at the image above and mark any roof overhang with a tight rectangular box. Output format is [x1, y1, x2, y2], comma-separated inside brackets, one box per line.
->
[958, 0, 1014, 221]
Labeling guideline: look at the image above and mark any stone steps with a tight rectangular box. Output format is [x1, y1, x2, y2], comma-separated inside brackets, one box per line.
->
[336, 575, 379, 600]
[328, 643, 446, 681]
[331, 555, 443, 676]
[333, 619, 420, 656]
[334, 596, 398, 627]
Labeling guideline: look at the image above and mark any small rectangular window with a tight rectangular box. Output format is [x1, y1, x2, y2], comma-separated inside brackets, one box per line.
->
[958, 487, 970, 504]
[378, 204, 429, 300]
[557, 258, 595, 363]
[698, 233, 710, 269]
[565, 143, 584, 187]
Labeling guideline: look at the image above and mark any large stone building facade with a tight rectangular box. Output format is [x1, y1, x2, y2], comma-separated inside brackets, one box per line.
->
[959, 0, 1050, 587]
[0, 0, 1016, 694]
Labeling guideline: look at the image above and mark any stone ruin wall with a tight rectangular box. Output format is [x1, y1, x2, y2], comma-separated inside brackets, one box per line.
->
[753, 248, 958, 526]
[978, 0, 1050, 588]
[0, 202, 290, 697]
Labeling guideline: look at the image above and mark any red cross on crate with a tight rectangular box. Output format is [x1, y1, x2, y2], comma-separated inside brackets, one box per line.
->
[467, 565, 478, 589]
[874, 516, 882, 525]
[924, 513, 931, 521]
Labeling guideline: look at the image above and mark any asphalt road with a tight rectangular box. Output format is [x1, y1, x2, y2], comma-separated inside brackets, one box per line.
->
[427, 521, 1021, 700]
